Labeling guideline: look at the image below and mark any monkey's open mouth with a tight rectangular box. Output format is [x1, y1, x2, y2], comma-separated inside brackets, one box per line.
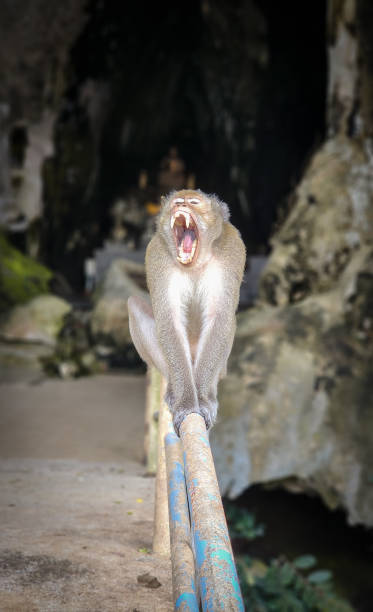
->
[171, 208, 198, 265]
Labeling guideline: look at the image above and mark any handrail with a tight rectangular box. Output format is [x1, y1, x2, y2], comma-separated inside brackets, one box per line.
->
[148, 370, 244, 610]
[165, 429, 199, 611]
[153, 375, 171, 557]
[179, 413, 244, 611]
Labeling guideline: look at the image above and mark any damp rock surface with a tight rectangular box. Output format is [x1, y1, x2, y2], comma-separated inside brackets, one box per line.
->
[211, 139, 373, 527]
[0, 294, 71, 345]
[91, 258, 147, 349]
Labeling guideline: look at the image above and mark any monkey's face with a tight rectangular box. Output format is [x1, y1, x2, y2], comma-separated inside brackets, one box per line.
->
[158, 190, 228, 267]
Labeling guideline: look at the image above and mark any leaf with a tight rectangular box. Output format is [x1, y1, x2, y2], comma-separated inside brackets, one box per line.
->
[262, 567, 282, 595]
[282, 591, 304, 612]
[308, 569, 332, 584]
[279, 562, 295, 587]
[225, 502, 265, 540]
[302, 587, 318, 608]
[293, 554, 317, 570]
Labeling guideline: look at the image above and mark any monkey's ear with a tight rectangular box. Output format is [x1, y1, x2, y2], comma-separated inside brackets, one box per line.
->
[220, 200, 230, 222]
[160, 195, 166, 207]
[209, 194, 230, 222]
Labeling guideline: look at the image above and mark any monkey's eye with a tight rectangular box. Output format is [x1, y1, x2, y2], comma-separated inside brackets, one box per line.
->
[187, 198, 201, 205]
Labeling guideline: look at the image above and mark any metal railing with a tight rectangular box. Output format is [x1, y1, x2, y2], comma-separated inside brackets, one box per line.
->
[146, 368, 244, 611]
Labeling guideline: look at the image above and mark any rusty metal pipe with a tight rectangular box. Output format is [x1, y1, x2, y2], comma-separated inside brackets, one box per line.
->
[165, 430, 199, 611]
[179, 413, 244, 611]
[153, 377, 171, 557]
[144, 366, 161, 475]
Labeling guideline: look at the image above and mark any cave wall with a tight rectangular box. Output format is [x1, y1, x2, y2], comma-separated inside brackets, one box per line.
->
[211, 0, 373, 527]
[0, 1, 87, 233]
[0, 0, 327, 288]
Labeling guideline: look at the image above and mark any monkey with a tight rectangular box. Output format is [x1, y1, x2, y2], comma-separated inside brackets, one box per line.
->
[128, 189, 246, 435]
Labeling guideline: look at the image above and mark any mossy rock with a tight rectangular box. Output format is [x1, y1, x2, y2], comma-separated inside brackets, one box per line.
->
[0, 233, 53, 311]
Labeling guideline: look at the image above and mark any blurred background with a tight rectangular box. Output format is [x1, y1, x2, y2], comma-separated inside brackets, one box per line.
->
[0, 0, 327, 289]
[0, 1, 372, 610]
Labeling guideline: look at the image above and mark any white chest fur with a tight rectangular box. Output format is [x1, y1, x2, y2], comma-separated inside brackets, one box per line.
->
[167, 260, 224, 313]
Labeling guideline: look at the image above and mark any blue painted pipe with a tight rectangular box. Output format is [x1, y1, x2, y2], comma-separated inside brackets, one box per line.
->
[165, 430, 199, 611]
[180, 413, 244, 611]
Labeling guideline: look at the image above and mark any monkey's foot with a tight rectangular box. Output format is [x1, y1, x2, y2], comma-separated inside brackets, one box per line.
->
[172, 405, 215, 436]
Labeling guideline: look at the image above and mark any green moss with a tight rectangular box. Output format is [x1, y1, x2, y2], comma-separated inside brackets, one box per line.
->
[0, 233, 52, 311]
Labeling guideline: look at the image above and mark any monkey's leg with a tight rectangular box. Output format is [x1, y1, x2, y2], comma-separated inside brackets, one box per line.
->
[193, 314, 236, 429]
[155, 310, 201, 435]
[127, 296, 168, 378]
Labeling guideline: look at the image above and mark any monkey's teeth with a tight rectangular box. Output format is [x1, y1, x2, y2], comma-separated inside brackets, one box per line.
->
[177, 239, 197, 264]
[172, 210, 192, 229]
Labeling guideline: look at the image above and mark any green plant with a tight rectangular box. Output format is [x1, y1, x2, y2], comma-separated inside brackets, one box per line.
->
[225, 502, 265, 540]
[237, 555, 353, 612]
[224, 503, 353, 611]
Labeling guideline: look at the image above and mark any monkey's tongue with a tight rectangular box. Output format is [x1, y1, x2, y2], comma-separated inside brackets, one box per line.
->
[176, 226, 197, 264]
[182, 230, 194, 253]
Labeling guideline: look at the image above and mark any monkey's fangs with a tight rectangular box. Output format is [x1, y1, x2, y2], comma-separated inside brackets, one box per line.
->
[171, 209, 198, 265]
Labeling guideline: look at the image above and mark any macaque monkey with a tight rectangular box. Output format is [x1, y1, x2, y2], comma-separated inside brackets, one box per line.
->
[128, 189, 246, 434]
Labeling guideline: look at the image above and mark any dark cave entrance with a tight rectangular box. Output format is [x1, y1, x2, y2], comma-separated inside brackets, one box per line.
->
[44, 0, 327, 286]
[227, 485, 373, 611]
[250, 0, 327, 247]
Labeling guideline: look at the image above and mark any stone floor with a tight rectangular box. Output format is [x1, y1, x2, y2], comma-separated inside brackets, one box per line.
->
[0, 374, 172, 611]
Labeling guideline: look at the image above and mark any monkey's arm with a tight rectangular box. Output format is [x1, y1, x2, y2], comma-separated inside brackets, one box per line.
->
[146, 237, 199, 433]
[193, 227, 246, 426]
[127, 295, 168, 379]
[193, 290, 237, 427]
